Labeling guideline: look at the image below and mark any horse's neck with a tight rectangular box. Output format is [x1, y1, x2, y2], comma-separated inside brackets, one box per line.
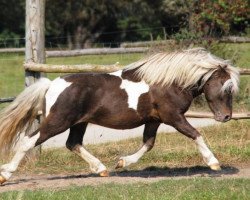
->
[190, 86, 203, 98]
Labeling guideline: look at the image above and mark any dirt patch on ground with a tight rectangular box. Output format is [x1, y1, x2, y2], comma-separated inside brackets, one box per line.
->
[1, 166, 250, 193]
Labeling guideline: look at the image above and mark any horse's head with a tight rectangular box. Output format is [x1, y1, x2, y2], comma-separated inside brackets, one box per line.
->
[202, 67, 239, 122]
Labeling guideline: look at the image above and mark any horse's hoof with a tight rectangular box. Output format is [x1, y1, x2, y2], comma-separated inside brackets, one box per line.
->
[99, 170, 109, 177]
[210, 164, 221, 171]
[0, 175, 6, 185]
[115, 159, 125, 169]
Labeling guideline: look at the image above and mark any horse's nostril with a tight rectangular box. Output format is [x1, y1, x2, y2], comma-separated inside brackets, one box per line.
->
[224, 115, 231, 121]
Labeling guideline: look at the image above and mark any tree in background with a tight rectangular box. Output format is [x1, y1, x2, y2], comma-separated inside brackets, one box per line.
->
[190, 0, 249, 37]
[46, 0, 164, 48]
[46, 0, 120, 49]
[112, 0, 163, 42]
[0, 0, 25, 47]
[0, 0, 249, 48]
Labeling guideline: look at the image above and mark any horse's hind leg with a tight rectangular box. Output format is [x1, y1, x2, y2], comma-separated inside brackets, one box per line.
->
[116, 122, 160, 169]
[66, 123, 108, 177]
[0, 114, 72, 184]
[0, 130, 41, 184]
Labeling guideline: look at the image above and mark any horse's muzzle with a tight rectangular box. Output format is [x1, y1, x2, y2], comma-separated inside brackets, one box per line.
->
[214, 114, 231, 122]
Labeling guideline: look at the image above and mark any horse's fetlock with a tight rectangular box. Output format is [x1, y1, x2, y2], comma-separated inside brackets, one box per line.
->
[1, 163, 15, 172]
[0, 171, 12, 180]
[90, 162, 106, 174]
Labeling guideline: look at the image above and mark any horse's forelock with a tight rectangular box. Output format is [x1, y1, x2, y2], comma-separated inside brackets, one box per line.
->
[221, 79, 234, 94]
[220, 73, 239, 95]
[224, 65, 240, 94]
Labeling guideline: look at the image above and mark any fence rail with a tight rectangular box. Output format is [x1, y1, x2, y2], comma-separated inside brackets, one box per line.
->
[1, 36, 249, 54]
[46, 47, 148, 57]
[24, 62, 250, 75]
[24, 62, 121, 73]
[185, 111, 250, 120]
[0, 47, 148, 56]
[0, 97, 15, 103]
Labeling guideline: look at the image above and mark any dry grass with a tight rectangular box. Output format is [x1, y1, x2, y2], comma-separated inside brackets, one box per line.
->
[1, 120, 249, 176]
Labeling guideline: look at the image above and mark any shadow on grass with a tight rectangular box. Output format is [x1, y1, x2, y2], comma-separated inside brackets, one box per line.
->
[2, 165, 239, 187]
[114, 165, 240, 178]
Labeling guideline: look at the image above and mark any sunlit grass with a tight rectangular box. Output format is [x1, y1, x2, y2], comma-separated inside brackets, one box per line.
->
[1, 178, 249, 199]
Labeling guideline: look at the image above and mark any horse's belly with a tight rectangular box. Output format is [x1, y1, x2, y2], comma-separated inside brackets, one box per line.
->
[89, 110, 144, 130]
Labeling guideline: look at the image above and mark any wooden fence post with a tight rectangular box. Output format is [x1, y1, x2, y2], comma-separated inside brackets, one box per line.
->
[25, 0, 46, 157]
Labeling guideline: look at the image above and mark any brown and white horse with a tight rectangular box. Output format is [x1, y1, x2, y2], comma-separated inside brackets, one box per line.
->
[0, 48, 239, 184]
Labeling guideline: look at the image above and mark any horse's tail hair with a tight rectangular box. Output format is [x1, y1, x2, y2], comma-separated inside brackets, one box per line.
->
[0, 78, 51, 153]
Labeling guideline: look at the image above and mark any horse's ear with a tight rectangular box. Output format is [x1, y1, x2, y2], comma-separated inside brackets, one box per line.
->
[218, 64, 227, 70]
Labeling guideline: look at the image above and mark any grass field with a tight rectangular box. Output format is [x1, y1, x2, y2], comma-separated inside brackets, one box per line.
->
[1, 178, 249, 199]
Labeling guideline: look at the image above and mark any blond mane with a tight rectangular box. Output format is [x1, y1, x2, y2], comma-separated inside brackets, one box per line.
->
[124, 48, 239, 93]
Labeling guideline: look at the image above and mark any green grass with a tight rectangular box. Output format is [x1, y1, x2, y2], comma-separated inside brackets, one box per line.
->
[210, 43, 250, 68]
[1, 178, 249, 199]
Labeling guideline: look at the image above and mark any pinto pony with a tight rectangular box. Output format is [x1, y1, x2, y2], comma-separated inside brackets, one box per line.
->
[0, 48, 239, 184]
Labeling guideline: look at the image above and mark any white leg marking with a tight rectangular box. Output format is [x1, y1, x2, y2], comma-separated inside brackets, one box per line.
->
[76, 146, 106, 174]
[45, 78, 72, 116]
[0, 133, 40, 180]
[120, 145, 149, 167]
[195, 136, 219, 166]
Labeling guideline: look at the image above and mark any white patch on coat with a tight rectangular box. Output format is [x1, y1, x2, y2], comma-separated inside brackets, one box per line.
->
[195, 136, 219, 166]
[110, 70, 149, 110]
[120, 80, 149, 110]
[45, 78, 72, 116]
[109, 70, 122, 77]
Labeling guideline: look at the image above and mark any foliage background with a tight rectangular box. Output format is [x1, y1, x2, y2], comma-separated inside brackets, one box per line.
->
[0, 0, 249, 48]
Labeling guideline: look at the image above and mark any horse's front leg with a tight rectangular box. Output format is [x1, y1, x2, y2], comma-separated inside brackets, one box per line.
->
[168, 114, 221, 170]
[116, 122, 160, 169]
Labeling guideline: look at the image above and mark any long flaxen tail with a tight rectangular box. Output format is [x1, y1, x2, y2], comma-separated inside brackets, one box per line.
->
[0, 78, 51, 153]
